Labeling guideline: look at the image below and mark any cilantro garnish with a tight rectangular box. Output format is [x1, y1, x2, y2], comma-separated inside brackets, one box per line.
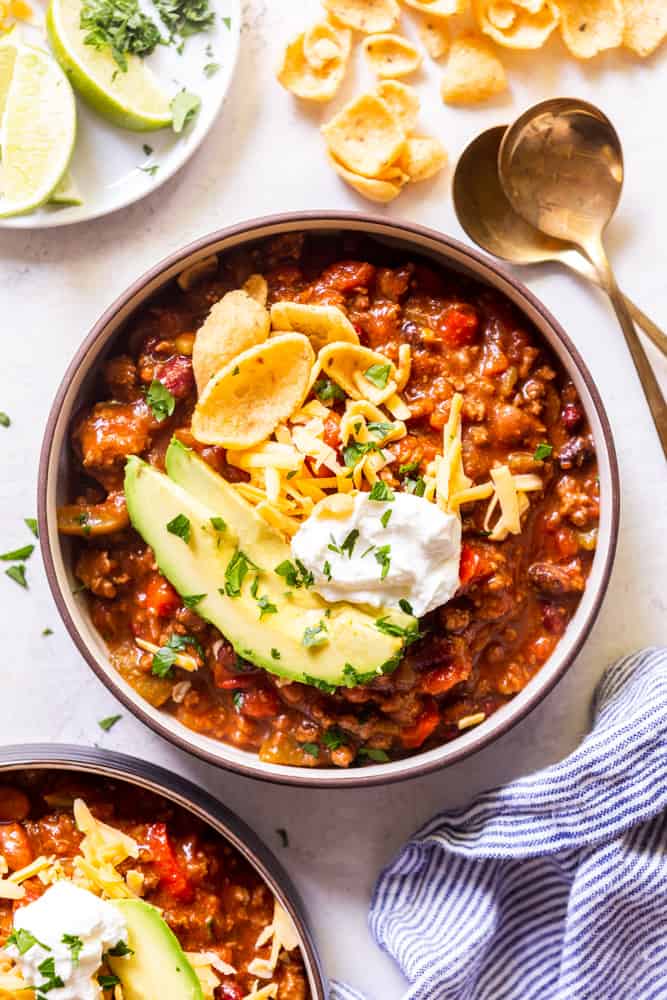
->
[367, 421, 394, 440]
[364, 363, 391, 389]
[203, 61, 220, 77]
[369, 481, 394, 502]
[210, 516, 226, 532]
[274, 559, 313, 589]
[24, 518, 38, 538]
[42, 627, 53, 637]
[342, 440, 379, 468]
[145, 379, 175, 422]
[361, 544, 375, 558]
[154, 0, 215, 39]
[405, 476, 426, 497]
[358, 747, 390, 763]
[257, 595, 278, 619]
[0, 544, 34, 561]
[38, 956, 64, 991]
[300, 742, 320, 758]
[303, 674, 336, 693]
[76, 512, 91, 536]
[142, 143, 153, 156]
[171, 90, 201, 133]
[399, 461, 419, 476]
[380, 509, 392, 528]
[0, 412, 10, 428]
[322, 559, 332, 581]
[224, 549, 259, 597]
[107, 940, 134, 957]
[270, 648, 281, 660]
[98, 714, 122, 732]
[166, 513, 190, 542]
[6, 928, 49, 955]
[62, 934, 84, 963]
[151, 633, 202, 678]
[322, 727, 346, 750]
[313, 377, 345, 404]
[302, 622, 328, 648]
[80, 0, 161, 70]
[342, 663, 378, 687]
[5, 565, 27, 588]
[374, 544, 391, 580]
[222, 14, 231, 28]
[140, 164, 159, 176]
[534, 442, 553, 461]
[398, 598, 413, 615]
[183, 593, 206, 608]
[232, 690, 243, 710]
[340, 529, 359, 558]
[375, 616, 421, 644]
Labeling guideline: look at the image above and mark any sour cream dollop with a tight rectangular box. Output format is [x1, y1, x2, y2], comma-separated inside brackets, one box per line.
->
[291, 491, 461, 617]
[4, 881, 127, 1000]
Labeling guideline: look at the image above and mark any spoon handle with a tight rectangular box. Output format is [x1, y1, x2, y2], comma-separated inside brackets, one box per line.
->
[590, 245, 667, 459]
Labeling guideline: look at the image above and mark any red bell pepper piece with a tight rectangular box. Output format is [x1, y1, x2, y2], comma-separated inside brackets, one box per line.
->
[236, 687, 282, 719]
[400, 699, 440, 750]
[436, 305, 479, 348]
[144, 574, 180, 618]
[143, 823, 193, 902]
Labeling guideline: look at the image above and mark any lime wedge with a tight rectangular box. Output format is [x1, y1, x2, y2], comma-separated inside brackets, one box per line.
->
[0, 37, 18, 119]
[50, 170, 82, 205]
[0, 43, 76, 218]
[46, 0, 172, 131]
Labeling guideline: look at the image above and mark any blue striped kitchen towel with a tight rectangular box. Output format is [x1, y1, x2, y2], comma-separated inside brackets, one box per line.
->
[331, 647, 667, 1000]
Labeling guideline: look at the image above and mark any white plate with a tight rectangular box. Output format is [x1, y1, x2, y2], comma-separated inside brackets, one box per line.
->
[0, 0, 241, 229]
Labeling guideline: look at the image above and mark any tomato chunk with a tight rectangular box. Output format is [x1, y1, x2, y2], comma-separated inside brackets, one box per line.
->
[237, 687, 282, 719]
[458, 544, 493, 587]
[143, 823, 193, 902]
[420, 658, 471, 695]
[435, 305, 479, 348]
[144, 574, 180, 617]
[401, 699, 440, 749]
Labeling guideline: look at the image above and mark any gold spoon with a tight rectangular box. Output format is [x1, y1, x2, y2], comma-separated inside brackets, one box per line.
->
[498, 98, 667, 458]
[453, 125, 667, 357]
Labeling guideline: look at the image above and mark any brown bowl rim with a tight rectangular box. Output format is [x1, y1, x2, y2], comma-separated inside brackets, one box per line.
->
[38, 210, 620, 788]
[0, 743, 327, 999]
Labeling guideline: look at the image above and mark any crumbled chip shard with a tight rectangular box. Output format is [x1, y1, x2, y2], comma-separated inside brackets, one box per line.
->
[277, 27, 350, 101]
[399, 135, 448, 181]
[328, 152, 405, 201]
[473, 0, 560, 49]
[375, 80, 421, 131]
[362, 32, 423, 77]
[556, 0, 624, 58]
[622, 0, 667, 56]
[417, 15, 450, 57]
[323, 0, 400, 33]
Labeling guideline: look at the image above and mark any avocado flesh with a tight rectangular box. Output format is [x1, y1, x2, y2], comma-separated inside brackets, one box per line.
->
[123, 443, 413, 686]
[109, 899, 202, 1000]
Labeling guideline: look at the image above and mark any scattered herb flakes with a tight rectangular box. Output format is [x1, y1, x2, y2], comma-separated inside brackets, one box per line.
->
[140, 164, 159, 176]
[399, 461, 419, 476]
[405, 476, 426, 497]
[300, 742, 320, 758]
[398, 598, 413, 615]
[76, 512, 91, 537]
[107, 940, 134, 958]
[224, 549, 259, 597]
[38, 956, 64, 991]
[342, 663, 378, 687]
[5, 565, 27, 588]
[257, 594, 278, 619]
[210, 516, 226, 532]
[250, 575, 260, 600]
[154, 0, 215, 39]
[274, 559, 313, 589]
[358, 747, 390, 763]
[369, 480, 394, 502]
[42, 627, 53, 637]
[0, 544, 34, 561]
[534, 442, 553, 461]
[380, 509, 392, 528]
[286, 470, 297, 480]
[322, 727, 345, 750]
[205, 42, 214, 56]
[221, 14, 231, 28]
[203, 61, 220, 77]
[342, 439, 379, 469]
[62, 934, 84, 963]
[151, 645, 177, 678]
[374, 544, 391, 580]
[80, 0, 162, 71]
[303, 674, 336, 693]
[340, 529, 359, 559]
[145, 379, 175, 422]
[24, 518, 38, 538]
[270, 648, 281, 660]
[276, 828, 289, 848]
[98, 714, 122, 732]
[367, 421, 394, 440]
[166, 513, 191, 542]
[375, 616, 421, 644]
[183, 593, 206, 608]
[364, 363, 391, 389]
[361, 544, 375, 558]
[322, 559, 332, 581]
[0, 412, 10, 428]
[171, 90, 201, 134]
[232, 690, 243, 710]
[142, 143, 153, 156]
[302, 622, 328, 648]
[313, 377, 345, 404]
[6, 928, 49, 954]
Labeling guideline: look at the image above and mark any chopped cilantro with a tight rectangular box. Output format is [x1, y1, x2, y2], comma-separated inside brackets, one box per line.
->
[142, 143, 153, 156]
[42, 627, 53, 637]
[171, 89, 201, 133]
[367, 421, 394, 440]
[257, 594, 278, 619]
[405, 476, 426, 497]
[0, 544, 34, 561]
[322, 727, 346, 750]
[301, 742, 320, 758]
[380, 509, 392, 528]
[303, 674, 336, 693]
[183, 593, 206, 608]
[250, 575, 259, 599]
[80, 0, 162, 71]
[107, 940, 133, 957]
[76, 512, 91, 536]
[98, 714, 122, 732]
[232, 690, 243, 710]
[270, 648, 281, 660]
[145, 379, 175, 422]
[375, 616, 421, 644]
[340, 529, 359, 558]
[274, 559, 313, 589]
[398, 598, 413, 615]
[358, 747, 390, 763]
[210, 516, 226, 532]
[203, 61, 220, 77]
[369, 480, 394, 502]
[343, 663, 378, 687]
[399, 461, 419, 476]
[374, 544, 391, 580]
[62, 934, 84, 963]
[5, 565, 27, 588]
[342, 440, 379, 468]
[6, 928, 49, 955]
[534, 442, 553, 461]
[322, 559, 332, 581]
[24, 518, 38, 538]
[224, 549, 259, 597]
[151, 646, 177, 678]
[38, 956, 64, 990]
[166, 513, 190, 542]
[302, 622, 328, 648]
[140, 164, 159, 176]
[361, 544, 375, 558]
[313, 377, 345, 404]
[364, 363, 391, 389]
[221, 14, 231, 27]
[0, 412, 10, 428]
[154, 0, 215, 39]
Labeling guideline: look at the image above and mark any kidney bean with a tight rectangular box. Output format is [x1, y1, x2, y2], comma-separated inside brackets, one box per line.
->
[561, 402, 584, 432]
[0, 787, 30, 822]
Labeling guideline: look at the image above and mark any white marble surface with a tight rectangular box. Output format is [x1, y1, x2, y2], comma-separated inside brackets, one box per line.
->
[1, 3, 666, 996]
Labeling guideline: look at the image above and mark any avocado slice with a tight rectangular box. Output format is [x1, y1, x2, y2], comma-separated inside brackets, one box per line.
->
[108, 899, 202, 1000]
[123, 442, 415, 687]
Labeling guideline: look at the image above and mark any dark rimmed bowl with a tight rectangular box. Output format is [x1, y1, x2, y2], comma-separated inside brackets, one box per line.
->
[0, 744, 327, 999]
[38, 212, 620, 787]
